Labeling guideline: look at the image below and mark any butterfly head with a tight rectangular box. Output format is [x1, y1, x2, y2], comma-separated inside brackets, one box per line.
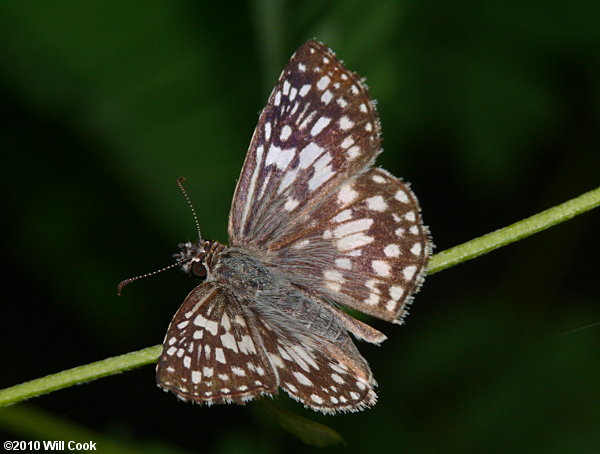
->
[174, 240, 225, 281]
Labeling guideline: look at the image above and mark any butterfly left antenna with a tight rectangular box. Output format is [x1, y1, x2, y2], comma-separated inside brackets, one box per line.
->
[117, 259, 189, 295]
[118, 178, 203, 296]
[177, 177, 203, 242]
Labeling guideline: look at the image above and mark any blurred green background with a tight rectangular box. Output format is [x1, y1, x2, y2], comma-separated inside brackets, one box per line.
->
[1, 1, 598, 453]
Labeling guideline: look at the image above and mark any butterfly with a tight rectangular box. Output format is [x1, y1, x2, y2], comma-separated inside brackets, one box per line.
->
[152, 40, 430, 413]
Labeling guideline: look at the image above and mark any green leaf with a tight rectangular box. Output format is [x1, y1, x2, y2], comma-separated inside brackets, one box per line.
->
[257, 400, 345, 447]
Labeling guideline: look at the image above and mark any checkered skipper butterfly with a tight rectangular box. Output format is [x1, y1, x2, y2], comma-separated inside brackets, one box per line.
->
[138, 40, 430, 413]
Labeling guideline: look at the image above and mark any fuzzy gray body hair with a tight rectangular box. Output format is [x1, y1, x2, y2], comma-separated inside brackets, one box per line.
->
[211, 247, 347, 346]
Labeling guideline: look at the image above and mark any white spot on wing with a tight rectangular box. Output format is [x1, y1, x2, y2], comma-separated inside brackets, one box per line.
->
[232, 366, 246, 376]
[265, 144, 295, 170]
[289, 87, 298, 101]
[220, 332, 238, 352]
[347, 145, 361, 159]
[411, 243, 422, 255]
[205, 320, 218, 336]
[317, 75, 331, 90]
[337, 233, 374, 251]
[339, 116, 354, 130]
[403, 265, 417, 281]
[278, 168, 299, 193]
[293, 371, 313, 386]
[240, 145, 263, 228]
[338, 184, 358, 206]
[384, 244, 401, 257]
[390, 286, 404, 301]
[324, 269, 344, 291]
[292, 239, 310, 249]
[191, 370, 201, 383]
[395, 189, 410, 203]
[310, 116, 331, 136]
[285, 382, 298, 393]
[299, 84, 311, 96]
[280, 125, 292, 141]
[331, 373, 345, 384]
[372, 260, 391, 277]
[284, 197, 299, 211]
[335, 258, 352, 269]
[332, 209, 352, 223]
[308, 153, 334, 190]
[341, 136, 354, 149]
[193, 313, 207, 327]
[310, 394, 324, 404]
[334, 218, 373, 238]
[215, 348, 226, 364]
[298, 142, 324, 168]
[364, 293, 380, 305]
[221, 313, 231, 331]
[366, 195, 387, 212]
[321, 90, 333, 104]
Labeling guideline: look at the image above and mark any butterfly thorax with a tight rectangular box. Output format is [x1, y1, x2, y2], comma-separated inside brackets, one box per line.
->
[218, 250, 351, 344]
[176, 241, 348, 343]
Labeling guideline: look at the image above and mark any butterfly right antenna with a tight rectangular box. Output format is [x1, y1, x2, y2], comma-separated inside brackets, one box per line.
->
[177, 177, 203, 242]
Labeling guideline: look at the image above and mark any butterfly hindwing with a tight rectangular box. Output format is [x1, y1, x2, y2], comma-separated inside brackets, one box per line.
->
[157, 282, 278, 404]
[267, 167, 430, 323]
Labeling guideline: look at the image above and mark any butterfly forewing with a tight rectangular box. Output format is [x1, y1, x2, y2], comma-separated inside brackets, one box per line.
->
[227, 38, 429, 323]
[228, 40, 381, 249]
[157, 282, 278, 404]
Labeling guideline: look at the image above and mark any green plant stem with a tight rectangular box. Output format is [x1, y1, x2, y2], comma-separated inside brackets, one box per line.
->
[0, 346, 162, 407]
[0, 186, 598, 408]
[427, 186, 600, 274]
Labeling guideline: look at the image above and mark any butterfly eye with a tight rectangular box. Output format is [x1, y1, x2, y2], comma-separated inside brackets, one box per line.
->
[190, 261, 207, 279]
